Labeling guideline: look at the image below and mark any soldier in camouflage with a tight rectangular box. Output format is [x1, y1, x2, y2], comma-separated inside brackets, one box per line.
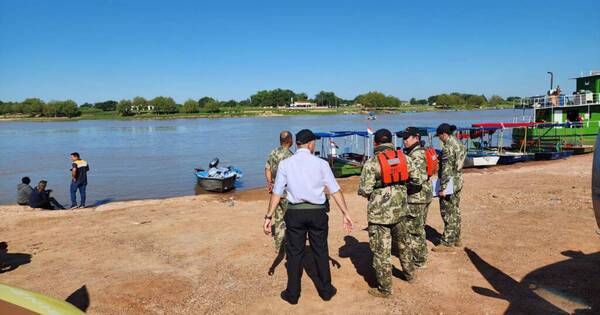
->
[264, 131, 294, 255]
[433, 123, 466, 252]
[358, 129, 420, 298]
[398, 127, 432, 268]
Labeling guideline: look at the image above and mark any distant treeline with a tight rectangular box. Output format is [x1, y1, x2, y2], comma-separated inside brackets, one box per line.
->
[423, 93, 519, 108]
[0, 90, 519, 117]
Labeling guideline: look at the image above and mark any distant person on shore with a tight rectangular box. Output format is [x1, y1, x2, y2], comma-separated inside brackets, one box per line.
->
[263, 129, 353, 304]
[29, 180, 65, 210]
[17, 177, 33, 206]
[433, 123, 466, 252]
[264, 130, 294, 275]
[70, 152, 89, 209]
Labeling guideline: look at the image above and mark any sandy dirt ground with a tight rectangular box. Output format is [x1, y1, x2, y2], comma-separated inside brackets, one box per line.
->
[1, 154, 599, 314]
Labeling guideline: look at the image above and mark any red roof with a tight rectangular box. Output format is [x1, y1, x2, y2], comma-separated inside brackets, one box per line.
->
[471, 122, 538, 128]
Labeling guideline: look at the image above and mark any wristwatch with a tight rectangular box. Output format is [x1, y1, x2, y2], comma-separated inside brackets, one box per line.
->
[264, 215, 272, 220]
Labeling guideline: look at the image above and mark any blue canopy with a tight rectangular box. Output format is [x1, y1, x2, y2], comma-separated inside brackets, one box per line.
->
[315, 131, 370, 139]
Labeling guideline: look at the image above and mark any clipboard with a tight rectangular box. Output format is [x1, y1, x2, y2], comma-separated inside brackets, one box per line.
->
[432, 177, 454, 198]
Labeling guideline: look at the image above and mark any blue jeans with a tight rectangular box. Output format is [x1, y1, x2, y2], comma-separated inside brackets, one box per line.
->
[70, 181, 87, 207]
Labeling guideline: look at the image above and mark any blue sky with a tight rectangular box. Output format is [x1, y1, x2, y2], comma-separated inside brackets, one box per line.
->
[1, 0, 599, 103]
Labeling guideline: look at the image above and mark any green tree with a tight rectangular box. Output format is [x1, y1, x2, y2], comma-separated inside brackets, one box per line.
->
[132, 96, 148, 107]
[117, 99, 133, 116]
[22, 98, 45, 117]
[466, 95, 487, 106]
[221, 100, 238, 108]
[151, 96, 178, 114]
[94, 100, 117, 111]
[204, 100, 221, 113]
[182, 99, 200, 113]
[354, 91, 400, 108]
[294, 92, 308, 101]
[314, 91, 340, 107]
[250, 89, 295, 107]
[489, 95, 504, 107]
[198, 96, 216, 108]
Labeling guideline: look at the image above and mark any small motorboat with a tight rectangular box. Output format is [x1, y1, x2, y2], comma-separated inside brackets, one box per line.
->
[463, 152, 500, 168]
[195, 158, 243, 192]
[496, 151, 535, 164]
[367, 112, 376, 120]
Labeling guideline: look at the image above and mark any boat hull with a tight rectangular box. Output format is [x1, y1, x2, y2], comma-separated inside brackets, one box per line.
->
[497, 153, 535, 164]
[463, 155, 500, 168]
[533, 151, 573, 160]
[332, 161, 363, 178]
[196, 176, 237, 192]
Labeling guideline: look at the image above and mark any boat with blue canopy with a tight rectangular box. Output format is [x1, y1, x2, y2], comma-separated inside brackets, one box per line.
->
[315, 131, 372, 178]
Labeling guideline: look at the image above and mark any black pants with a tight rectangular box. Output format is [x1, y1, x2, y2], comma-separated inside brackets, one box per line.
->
[284, 208, 334, 299]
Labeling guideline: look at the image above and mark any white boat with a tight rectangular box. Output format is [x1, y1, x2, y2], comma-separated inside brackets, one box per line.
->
[463, 153, 500, 168]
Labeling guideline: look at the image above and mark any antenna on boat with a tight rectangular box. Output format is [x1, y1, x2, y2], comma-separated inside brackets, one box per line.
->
[547, 71, 554, 91]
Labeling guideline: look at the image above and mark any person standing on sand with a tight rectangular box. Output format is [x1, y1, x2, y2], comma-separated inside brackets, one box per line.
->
[432, 123, 466, 252]
[398, 127, 433, 268]
[264, 130, 294, 273]
[70, 152, 90, 209]
[263, 129, 353, 305]
[358, 129, 418, 298]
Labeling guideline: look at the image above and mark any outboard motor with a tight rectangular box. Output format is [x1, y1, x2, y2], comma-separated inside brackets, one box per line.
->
[209, 158, 219, 169]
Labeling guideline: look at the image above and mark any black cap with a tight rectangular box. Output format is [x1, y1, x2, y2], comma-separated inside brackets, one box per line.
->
[374, 128, 393, 144]
[436, 123, 456, 136]
[295, 129, 316, 145]
[396, 127, 421, 139]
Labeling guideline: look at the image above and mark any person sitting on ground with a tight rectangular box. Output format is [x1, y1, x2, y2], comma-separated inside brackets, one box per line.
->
[29, 180, 65, 210]
[17, 177, 33, 206]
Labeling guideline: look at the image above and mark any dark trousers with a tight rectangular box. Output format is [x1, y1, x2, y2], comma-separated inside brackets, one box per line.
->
[70, 182, 87, 207]
[284, 208, 334, 300]
[34, 198, 64, 210]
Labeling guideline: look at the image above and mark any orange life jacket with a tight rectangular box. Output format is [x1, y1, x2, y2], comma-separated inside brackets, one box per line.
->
[377, 150, 409, 185]
[424, 147, 439, 177]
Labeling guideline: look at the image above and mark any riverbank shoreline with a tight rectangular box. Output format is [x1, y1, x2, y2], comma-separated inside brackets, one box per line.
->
[0, 105, 514, 122]
[0, 154, 597, 314]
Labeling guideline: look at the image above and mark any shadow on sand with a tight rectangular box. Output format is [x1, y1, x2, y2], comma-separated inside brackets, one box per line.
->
[268, 246, 341, 279]
[466, 247, 600, 314]
[89, 198, 115, 207]
[0, 242, 31, 274]
[338, 236, 378, 288]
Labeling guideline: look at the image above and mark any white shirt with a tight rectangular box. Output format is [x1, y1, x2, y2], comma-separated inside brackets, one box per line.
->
[273, 148, 340, 204]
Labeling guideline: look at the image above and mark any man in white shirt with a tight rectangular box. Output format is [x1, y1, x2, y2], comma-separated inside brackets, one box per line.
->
[263, 129, 353, 304]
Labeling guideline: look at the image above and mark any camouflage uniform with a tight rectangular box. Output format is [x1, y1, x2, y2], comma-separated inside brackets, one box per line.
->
[405, 144, 433, 266]
[358, 143, 418, 294]
[438, 135, 466, 246]
[265, 146, 293, 251]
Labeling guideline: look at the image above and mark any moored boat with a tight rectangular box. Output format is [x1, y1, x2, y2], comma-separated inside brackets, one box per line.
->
[512, 71, 600, 151]
[471, 123, 536, 164]
[533, 150, 573, 160]
[315, 131, 371, 178]
[463, 153, 500, 168]
[194, 158, 243, 192]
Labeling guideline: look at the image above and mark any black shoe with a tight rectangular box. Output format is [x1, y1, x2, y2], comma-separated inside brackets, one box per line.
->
[320, 287, 337, 301]
[280, 290, 298, 305]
